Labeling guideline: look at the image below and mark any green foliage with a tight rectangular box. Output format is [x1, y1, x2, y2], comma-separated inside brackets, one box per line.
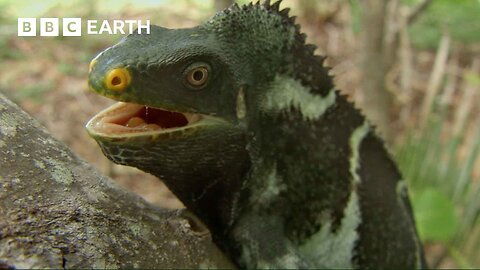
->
[348, 0, 361, 34]
[465, 71, 480, 86]
[395, 90, 480, 266]
[409, 0, 480, 49]
[412, 188, 457, 242]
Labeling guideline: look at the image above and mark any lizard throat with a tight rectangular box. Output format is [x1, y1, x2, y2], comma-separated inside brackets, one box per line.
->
[87, 102, 201, 135]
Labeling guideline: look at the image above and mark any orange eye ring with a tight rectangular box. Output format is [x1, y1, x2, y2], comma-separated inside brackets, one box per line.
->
[106, 68, 131, 92]
[186, 66, 208, 88]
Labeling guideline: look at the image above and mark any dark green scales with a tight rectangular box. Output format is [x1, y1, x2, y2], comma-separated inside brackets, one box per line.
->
[86, 1, 426, 268]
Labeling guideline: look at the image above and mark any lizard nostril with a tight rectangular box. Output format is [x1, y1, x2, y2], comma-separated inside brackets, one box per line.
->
[105, 68, 131, 92]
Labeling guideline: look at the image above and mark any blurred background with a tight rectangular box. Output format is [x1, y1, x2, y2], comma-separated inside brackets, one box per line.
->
[0, 0, 479, 268]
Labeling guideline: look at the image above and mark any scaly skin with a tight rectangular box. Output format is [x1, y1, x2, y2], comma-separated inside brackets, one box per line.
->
[86, 1, 426, 268]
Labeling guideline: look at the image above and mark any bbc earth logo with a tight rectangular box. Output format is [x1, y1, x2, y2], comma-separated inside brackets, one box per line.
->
[17, 18, 150, 36]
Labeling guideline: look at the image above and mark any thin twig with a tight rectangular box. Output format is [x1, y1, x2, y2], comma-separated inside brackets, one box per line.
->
[452, 58, 480, 137]
[420, 33, 450, 127]
[407, 0, 433, 25]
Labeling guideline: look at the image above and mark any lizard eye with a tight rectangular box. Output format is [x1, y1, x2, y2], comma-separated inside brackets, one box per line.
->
[184, 63, 210, 89]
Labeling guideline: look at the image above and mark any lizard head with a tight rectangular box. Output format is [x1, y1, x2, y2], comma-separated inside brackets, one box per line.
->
[85, 24, 251, 232]
[86, 0, 301, 232]
[87, 1, 300, 140]
[87, 24, 245, 126]
[86, 23, 248, 155]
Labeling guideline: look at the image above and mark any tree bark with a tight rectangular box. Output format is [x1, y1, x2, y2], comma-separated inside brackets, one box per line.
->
[357, 0, 393, 142]
[0, 93, 235, 269]
[357, 0, 433, 142]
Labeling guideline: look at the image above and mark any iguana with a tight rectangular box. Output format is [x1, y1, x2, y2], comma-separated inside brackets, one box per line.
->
[86, 1, 426, 268]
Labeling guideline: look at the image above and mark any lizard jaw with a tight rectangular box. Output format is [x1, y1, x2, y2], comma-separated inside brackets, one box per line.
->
[86, 102, 223, 139]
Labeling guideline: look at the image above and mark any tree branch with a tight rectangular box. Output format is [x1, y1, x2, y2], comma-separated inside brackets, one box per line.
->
[406, 0, 433, 25]
[0, 93, 235, 269]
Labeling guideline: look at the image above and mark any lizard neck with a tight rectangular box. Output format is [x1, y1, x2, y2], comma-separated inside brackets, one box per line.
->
[242, 73, 366, 237]
[116, 127, 250, 238]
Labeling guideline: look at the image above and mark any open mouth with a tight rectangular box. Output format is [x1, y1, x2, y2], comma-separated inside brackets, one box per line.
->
[86, 102, 202, 135]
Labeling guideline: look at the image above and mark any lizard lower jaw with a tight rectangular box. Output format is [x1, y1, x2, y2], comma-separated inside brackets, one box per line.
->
[86, 102, 205, 137]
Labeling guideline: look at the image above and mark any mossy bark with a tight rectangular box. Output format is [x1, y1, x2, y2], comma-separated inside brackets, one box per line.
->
[0, 93, 235, 269]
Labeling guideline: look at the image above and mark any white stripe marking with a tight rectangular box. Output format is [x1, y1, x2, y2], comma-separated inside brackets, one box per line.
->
[349, 121, 370, 184]
[299, 122, 370, 267]
[236, 87, 247, 120]
[298, 192, 361, 268]
[261, 75, 336, 120]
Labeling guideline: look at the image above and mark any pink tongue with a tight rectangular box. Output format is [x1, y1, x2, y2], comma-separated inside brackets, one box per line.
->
[125, 117, 161, 130]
